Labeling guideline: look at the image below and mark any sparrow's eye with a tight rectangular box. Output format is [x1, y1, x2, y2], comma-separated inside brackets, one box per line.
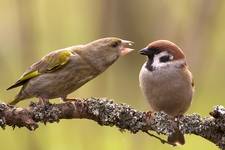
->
[159, 55, 171, 62]
[111, 41, 120, 48]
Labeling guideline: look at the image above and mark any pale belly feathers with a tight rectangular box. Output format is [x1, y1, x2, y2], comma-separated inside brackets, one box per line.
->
[139, 63, 193, 116]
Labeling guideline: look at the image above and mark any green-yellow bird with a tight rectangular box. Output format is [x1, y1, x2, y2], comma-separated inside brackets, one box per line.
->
[7, 37, 134, 105]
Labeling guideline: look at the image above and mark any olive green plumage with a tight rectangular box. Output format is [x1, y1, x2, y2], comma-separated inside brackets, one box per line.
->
[7, 37, 133, 105]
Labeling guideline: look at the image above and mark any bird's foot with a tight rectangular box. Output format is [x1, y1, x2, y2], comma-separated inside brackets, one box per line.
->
[175, 114, 183, 122]
[146, 110, 153, 116]
[37, 97, 49, 106]
[174, 115, 184, 129]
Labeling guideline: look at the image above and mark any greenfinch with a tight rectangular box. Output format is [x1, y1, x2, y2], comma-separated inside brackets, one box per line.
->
[7, 37, 134, 105]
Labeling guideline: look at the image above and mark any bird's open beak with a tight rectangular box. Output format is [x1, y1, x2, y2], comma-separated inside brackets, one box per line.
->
[139, 47, 148, 55]
[119, 40, 134, 56]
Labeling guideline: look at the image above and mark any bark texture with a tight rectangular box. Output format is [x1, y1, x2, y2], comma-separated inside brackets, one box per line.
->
[0, 98, 224, 149]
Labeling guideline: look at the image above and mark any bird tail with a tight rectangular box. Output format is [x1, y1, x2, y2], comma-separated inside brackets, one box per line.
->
[167, 129, 185, 145]
[9, 98, 21, 105]
[8, 91, 27, 105]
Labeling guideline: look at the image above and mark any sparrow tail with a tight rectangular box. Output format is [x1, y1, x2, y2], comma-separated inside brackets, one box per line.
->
[167, 129, 185, 145]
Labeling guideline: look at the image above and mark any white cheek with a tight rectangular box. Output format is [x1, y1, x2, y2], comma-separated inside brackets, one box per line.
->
[152, 57, 160, 67]
[152, 51, 171, 68]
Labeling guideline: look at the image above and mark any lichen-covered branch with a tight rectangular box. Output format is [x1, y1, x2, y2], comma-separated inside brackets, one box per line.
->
[0, 98, 224, 149]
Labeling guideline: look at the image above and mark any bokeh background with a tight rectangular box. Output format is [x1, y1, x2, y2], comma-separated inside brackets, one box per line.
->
[0, 0, 224, 149]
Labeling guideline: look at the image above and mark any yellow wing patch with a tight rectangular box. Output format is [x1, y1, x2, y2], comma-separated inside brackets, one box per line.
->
[20, 70, 40, 81]
[7, 49, 73, 90]
[44, 50, 72, 72]
[7, 70, 40, 90]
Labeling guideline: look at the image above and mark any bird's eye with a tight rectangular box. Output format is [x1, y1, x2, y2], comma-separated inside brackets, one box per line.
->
[160, 55, 171, 62]
[111, 41, 120, 48]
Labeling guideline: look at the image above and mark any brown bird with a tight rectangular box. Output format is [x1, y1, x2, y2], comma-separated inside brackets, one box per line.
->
[139, 40, 194, 145]
[7, 37, 134, 105]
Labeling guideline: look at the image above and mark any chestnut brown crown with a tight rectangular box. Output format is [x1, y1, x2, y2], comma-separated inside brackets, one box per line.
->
[139, 40, 185, 60]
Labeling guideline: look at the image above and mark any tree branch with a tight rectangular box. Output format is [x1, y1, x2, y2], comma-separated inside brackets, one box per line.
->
[0, 98, 224, 149]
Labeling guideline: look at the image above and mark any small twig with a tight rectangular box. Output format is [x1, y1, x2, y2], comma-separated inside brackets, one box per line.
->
[144, 131, 175, 146]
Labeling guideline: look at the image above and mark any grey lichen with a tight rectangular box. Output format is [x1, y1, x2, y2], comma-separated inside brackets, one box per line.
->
[31, 102, 61, 123]
[0, 98, 224, 149]
[0, 103, 8, 129]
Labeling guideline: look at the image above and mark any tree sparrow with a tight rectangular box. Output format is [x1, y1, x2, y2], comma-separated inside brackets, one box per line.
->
[139, 40, 194, 145]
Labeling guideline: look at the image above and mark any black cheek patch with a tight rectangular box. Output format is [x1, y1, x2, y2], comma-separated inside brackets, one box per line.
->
[160, 55, 170, 63]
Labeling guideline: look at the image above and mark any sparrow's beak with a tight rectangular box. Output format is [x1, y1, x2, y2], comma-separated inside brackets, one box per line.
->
[119, 40, 134, 56]
[139, 47, 148, 55]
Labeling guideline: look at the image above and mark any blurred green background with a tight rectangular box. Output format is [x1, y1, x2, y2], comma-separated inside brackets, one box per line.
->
[0, 0, 224, 149]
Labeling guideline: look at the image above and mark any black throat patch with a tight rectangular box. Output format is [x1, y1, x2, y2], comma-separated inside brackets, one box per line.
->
[145, 55, 155, 71]
[143, 48, 161, 72]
